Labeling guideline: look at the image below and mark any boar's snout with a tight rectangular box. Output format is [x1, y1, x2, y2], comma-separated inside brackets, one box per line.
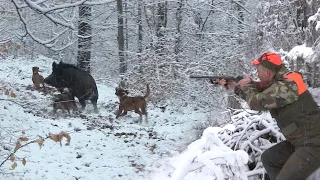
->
[43, 77, 50, 84]
[44, 74, 55, 85]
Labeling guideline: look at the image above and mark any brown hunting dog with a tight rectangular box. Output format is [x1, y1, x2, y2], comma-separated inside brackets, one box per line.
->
[115, 84, 150, 123]
[32, 66, 45, 90]
[53, 88, 78, 114]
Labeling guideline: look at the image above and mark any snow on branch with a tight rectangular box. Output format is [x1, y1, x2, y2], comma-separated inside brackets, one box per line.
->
[25, 0, 87, 14]
[221, 109, 285, 178]
[171, 125, 249, 180]
[15, 0, 79, 29]
[171, 108, 285, 180]
[11, 0, 78, 50]
[308, 8, 320, 32]
[10, 0, 116, 50]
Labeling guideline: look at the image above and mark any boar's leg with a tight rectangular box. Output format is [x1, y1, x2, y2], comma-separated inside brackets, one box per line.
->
[90, 94, 98, 113]
[79, 99, 86, 111]
[91, 97, 98, 113]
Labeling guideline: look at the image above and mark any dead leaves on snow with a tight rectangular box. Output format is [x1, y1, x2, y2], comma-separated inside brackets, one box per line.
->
[9, 158, 26, 170]
[9, 154, 15, 162]
[8, 154, 26, 170]
[11, 162, 17, 169]
[0, 86, 16, 98]
[18, 137, 29, 142]
[13, 141, 21, 152]
[4, 131, 71, 170]
[22, 158, 26, 166]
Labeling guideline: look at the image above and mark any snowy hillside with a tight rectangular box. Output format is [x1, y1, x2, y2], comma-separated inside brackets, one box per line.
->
[0, 56, 216, 180]
[1, 56, 320, 180]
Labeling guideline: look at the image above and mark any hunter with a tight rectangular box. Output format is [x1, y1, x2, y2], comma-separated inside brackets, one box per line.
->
[217, 52, 320, 180]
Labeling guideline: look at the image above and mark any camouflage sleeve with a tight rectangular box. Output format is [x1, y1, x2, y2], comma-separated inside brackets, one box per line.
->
[235, 80, 299, 111]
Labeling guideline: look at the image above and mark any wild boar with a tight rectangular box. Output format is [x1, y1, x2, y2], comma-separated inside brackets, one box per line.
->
[44, 61, 99, 112]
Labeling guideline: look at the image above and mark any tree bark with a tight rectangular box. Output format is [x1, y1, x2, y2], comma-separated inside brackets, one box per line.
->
[117, 0, 126, 75]
[77, 5, 92, 73]
[175, 0, 182, 60]
[155, 1, 167, 54]
[137, 0, 143, 74]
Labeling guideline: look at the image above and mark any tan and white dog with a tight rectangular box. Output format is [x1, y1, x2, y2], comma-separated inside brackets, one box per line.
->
[115, 84, 150, 123]
[32, 66, 45, 90]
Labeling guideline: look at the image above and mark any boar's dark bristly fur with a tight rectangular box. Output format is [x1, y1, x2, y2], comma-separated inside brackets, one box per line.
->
[44, 61, 99, 112]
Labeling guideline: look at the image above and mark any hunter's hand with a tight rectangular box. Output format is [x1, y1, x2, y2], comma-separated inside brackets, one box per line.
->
[216, 79, 237, 90]
[216, 79, 227, 86]
[237, 77, 252, 90]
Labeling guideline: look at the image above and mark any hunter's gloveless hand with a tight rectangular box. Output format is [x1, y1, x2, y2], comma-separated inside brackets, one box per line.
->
[237, 77, 252, 90]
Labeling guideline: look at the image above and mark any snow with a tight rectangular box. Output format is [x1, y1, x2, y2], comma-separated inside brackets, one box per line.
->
[286, 44, 314, 63]
[308, 8, 320, 31]
[170, 126, 249, 180]
[0, 56, 211, 180]
[1, 55, 320, 180]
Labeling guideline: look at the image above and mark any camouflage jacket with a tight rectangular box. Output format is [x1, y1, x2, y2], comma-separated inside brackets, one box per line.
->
[235, 66, 320, 147]
[235, 66, 299, 111]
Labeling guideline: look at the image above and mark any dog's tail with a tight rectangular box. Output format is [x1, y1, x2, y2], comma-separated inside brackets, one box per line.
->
[144, 84, 150, 100]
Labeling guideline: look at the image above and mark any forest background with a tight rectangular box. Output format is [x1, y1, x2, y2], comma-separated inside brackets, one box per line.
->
[1, 0, 320, 179]
[1, 0, 320, 109]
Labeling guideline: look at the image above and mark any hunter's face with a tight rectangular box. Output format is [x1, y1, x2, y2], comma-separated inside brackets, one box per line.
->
[256, 64, 269, 82]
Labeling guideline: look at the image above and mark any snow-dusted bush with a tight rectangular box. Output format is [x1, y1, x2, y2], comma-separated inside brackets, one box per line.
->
[220, 109, 285, 179]
[171, 108, 286, 180]
[171, 125, 249, 180]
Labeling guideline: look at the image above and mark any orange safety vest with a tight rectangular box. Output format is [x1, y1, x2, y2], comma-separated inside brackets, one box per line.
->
[284, 72, 307, 95]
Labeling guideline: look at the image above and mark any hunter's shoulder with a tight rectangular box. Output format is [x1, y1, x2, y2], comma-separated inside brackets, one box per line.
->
[268, 79, 299, 95]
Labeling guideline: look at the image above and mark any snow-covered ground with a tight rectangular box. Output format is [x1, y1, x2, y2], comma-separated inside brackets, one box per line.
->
[0, 56, 219, 180]
[2, 55, 320, 180]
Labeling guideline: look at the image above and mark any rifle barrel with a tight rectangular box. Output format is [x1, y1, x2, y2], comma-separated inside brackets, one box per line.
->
[189, 76, 236, 79]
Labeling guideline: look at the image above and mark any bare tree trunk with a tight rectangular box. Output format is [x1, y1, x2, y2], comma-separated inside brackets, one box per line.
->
[137, 0, 143, 74]
[155, 1, 167, 54]
[156, 2, 167, 38]
[77, 5, 92, 72]
[124, 0, 128, 63]
[117, 0, 126, 75]
[175, 0, 182, 60]
[172, 0, 183, 79]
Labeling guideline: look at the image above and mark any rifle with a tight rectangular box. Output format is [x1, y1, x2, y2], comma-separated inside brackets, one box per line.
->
[189, 75, 244, 84]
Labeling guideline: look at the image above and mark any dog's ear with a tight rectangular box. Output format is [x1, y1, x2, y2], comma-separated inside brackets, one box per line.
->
[32, 67, 38, 72]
